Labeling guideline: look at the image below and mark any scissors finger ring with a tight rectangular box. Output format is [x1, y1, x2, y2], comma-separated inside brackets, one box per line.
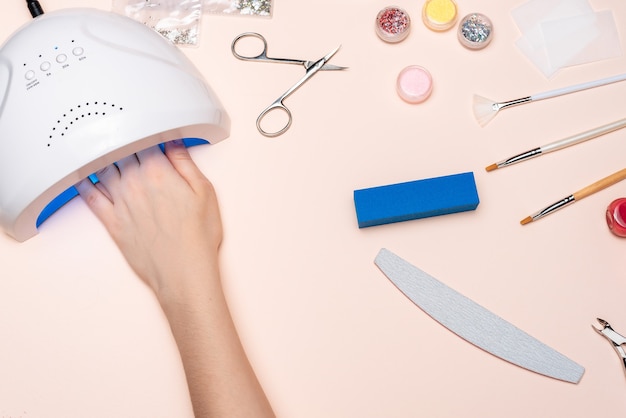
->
[256, 100, 292, 138]
[231, 32, 269, 61]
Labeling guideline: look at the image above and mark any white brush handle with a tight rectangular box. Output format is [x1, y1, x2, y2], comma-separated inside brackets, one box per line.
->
[541, 117, 626, 153]
[531, 72, 626, 101]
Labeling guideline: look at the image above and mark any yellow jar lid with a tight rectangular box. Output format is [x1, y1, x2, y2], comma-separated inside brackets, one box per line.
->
[422, 0, 458, 31]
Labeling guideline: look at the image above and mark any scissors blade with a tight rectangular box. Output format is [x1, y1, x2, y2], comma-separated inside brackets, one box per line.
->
[243, 56, 343, 71]
[306, 45, 342, 74]
[304, 61, 347, 71]
[321, 45, 341, 65]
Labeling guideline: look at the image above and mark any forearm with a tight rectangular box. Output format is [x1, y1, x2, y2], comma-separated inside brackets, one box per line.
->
[75, 142, 272, 416]
[159, 263, 274, 418]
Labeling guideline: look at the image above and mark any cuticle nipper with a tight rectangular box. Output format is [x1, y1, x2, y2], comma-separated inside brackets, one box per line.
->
[594, 318, 626, 375]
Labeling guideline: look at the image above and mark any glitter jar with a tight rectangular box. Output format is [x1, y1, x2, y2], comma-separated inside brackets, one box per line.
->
[422, 0, 458, 31]
[376, 6, 411, 43]
[458, 13, 493, 50]
[396, 65, 433, 104]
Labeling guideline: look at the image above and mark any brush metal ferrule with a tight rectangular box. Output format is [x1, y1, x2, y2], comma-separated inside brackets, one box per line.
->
[497, 147, 542, 168]
[494, 96, 532, 111]
[530, 195, 576, 222]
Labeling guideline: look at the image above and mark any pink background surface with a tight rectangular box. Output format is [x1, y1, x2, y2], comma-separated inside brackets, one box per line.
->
[2, 0, 626, 416]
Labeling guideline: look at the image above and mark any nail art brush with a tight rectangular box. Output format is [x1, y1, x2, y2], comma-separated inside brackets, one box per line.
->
[474, 72, 626, 127]
[521, 168, 626, 225]
[486, 117, 626, 172]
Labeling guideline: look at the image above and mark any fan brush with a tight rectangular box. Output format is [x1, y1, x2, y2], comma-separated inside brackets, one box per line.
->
[474, 72, 626, 127]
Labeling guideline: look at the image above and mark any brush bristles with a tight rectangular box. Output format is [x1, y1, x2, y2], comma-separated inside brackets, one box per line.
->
[520, 216, 533, 225]
[485, 163, 498, 172]
[473, 95, 498, 127]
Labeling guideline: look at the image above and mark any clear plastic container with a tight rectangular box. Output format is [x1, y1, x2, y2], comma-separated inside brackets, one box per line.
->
[375, 6, 411, 43]
[458, 13, 493, 50]
[422, 0, 457, 31]
[396, 65, 433, 104]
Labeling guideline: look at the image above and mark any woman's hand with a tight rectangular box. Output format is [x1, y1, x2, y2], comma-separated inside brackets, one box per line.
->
[75, 140, 222, 300]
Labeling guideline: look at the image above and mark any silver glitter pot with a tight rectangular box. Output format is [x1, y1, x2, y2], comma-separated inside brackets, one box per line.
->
[458, 13, 493, 50]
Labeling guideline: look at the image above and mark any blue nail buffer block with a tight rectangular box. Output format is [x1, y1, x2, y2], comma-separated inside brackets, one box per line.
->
[353, 172, 479, 228]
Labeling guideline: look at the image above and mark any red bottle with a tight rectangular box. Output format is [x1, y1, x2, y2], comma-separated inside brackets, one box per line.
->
[606, 198, 626, 237]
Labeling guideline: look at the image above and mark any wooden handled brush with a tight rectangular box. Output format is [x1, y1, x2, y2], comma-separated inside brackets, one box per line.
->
[521, 167, 626, 225]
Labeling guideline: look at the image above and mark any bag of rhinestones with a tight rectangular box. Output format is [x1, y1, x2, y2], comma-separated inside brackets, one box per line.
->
[112, 0, 203, 46]
[203, 0, 272, 17]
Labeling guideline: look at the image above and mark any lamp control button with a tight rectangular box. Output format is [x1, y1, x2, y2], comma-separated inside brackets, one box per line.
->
[56, 54, 67, 63]
[25, 70, 35, 80]
[72, 47, 84, 56]
[40, 61, 51, 71]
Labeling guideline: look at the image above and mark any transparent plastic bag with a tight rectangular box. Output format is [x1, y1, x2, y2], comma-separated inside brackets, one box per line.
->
[203, 0, 272, 17]
[112, 0, 203, 46]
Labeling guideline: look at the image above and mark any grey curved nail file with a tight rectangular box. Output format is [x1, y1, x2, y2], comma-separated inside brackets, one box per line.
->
[374, 248, 585, 383]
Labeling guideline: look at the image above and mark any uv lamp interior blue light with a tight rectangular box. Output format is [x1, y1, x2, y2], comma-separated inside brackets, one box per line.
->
[0, 9, 231, 242]
[35, 138, 209, 227]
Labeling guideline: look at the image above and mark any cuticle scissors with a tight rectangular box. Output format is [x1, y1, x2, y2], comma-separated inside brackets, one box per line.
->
[231, 32, 346, 137]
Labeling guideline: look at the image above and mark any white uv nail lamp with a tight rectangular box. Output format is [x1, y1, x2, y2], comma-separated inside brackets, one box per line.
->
[0, 8, 230, 242]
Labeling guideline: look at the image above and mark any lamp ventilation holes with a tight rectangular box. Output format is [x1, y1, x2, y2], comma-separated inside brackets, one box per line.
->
[47, 101, 124, 147]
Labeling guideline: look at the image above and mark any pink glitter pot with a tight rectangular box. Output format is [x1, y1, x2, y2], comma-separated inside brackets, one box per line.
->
[396, 65, 433, 103]
[606, 198, 626, 237]
[376, 6, 411, 43]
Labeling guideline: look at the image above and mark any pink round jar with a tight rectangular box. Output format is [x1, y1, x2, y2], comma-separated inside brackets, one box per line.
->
[396, 65, 433, 104]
